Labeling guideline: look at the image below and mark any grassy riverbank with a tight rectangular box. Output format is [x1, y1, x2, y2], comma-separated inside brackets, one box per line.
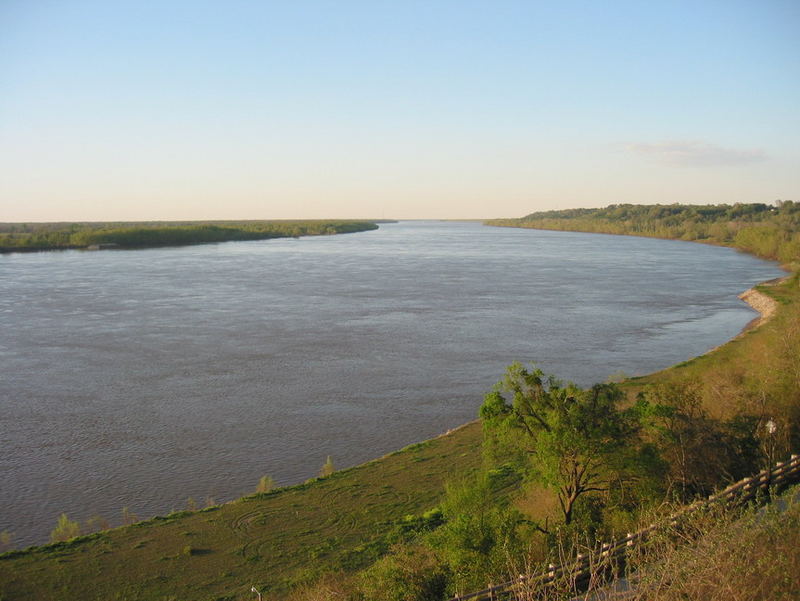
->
[0, 424, 483, 600]
[0, 220, 380, 252]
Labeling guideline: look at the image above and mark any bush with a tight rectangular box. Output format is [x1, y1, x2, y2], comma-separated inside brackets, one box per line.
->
[319, 456, 335, 478]
[427, 475, 523, 593]
[630, 487, 800, 601]
[256, 475, 275, 493]
[49, 514, 80, 543]
[358, 544, 450, 601]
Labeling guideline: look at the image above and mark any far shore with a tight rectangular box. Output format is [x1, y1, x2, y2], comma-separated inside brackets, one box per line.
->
[0, 219, 382, 253]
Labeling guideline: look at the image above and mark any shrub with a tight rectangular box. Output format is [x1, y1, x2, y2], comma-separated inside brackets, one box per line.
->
[256, 475, 275, 493]
[49, 514, 80, 543]
[358, 544, 450, 601]
[83, 514, 109, 533]
[630, 487, 800, 601]
[319, 456, 335, 478]
[122, 506, 139, 525]
[427, 475, 523, 593]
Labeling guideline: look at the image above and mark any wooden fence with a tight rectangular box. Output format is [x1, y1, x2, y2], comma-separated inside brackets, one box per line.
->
[447, 453, 800, 601]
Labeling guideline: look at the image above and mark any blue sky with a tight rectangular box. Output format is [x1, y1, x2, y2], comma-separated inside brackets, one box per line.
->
[1, 0, 798, 221]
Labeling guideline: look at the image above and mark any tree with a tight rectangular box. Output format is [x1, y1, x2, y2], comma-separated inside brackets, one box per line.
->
[634, 381, 716, 499]
[480, 363, 638, 526]
[635, 381, 762, 499]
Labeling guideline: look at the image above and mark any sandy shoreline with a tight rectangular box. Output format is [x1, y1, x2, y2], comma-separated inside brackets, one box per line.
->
[739, 288, 777, 327]
[738, 275, 788, 330]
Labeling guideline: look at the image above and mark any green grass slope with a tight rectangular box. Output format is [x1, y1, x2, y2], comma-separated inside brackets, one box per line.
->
[0, 423, 482, 601]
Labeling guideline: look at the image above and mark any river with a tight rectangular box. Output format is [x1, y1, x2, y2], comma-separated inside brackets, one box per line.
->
[0, 221, 783, 546]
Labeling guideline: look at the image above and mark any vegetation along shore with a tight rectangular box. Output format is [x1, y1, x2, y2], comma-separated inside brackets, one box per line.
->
[1, 203, 798, 601]
[0, 220, 381, 253]
[486, 201, 800, 264]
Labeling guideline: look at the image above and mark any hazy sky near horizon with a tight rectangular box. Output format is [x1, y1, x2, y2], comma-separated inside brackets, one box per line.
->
[1, 1, 798, 222]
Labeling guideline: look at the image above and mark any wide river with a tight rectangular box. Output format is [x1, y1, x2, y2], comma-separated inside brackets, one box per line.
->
[0, 221, 784, 546]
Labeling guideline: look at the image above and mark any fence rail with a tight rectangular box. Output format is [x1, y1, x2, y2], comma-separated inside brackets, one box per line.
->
[448, 453, 800, 601]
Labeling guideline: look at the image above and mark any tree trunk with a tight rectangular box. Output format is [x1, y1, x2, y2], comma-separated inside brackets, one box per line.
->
[562, 491, 577, 525]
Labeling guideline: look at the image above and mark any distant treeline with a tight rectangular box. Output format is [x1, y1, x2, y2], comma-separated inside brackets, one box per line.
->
[487, 201, 800, 264]
[0, 220, 380, 252]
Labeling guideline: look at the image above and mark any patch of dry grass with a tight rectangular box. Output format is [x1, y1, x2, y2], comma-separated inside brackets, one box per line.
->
[629, 488, 800, 601]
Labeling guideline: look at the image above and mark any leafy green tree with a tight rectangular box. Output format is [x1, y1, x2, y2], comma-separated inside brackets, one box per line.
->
[635, 381, 762, 499]
[634, 381, 719, 499]
[480, 363, 639, 526]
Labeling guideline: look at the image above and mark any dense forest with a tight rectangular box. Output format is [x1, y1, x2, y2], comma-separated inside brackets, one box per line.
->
[487, 201, 800, 264]
[0, 220, 380, 252]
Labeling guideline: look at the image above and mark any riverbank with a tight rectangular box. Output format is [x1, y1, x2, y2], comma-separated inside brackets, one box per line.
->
[0, 220, 381, 252]
[0, 422, 485, 601]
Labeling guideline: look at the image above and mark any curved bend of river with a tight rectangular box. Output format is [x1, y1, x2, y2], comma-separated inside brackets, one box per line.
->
[0, 221, 784, 546]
